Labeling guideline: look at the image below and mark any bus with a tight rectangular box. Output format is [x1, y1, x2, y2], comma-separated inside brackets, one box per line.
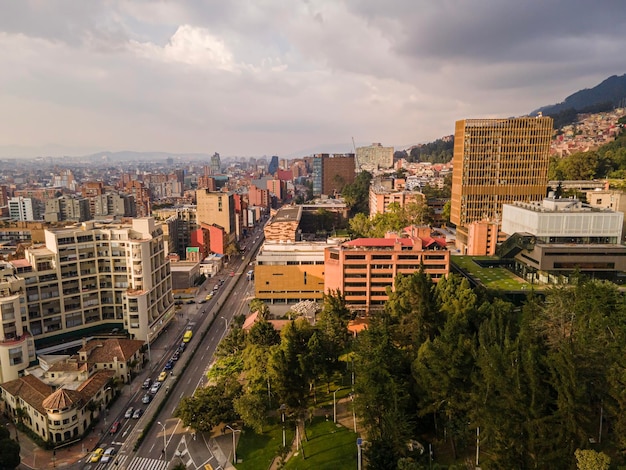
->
[182, 329, 193, 343]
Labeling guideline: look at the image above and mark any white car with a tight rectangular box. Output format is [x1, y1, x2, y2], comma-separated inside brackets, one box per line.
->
[150, 381, 161, 394]
[124, 407, 134, 419]
[101, 447, 116, 463]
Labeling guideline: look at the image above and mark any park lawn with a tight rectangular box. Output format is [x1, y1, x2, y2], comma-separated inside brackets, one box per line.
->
[236, 420, 294, 470]
[283, 417, 357, 470]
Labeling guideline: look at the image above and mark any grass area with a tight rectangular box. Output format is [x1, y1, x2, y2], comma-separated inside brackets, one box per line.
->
[451, 255, 539, 291]
[236, 419, 294, 470]
[284, 417, 357, 470]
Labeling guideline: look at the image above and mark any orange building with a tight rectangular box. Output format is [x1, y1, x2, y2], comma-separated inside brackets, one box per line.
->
[466, 220, 499, 255]
[324, 229, 449, 314]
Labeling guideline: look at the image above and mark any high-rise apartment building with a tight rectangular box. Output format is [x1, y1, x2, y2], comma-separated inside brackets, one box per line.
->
[2, 218, 173, 368]
[9, 197, 39, 221]
[450, 116, 553, 228]
[312, 154, 356, 196]
[44, 196, 91, 223]
[196, 190, 237, 246]
[210, 153, 221, 175]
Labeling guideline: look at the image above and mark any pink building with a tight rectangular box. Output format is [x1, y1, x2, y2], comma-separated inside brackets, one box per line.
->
[325, 230, 449, 314]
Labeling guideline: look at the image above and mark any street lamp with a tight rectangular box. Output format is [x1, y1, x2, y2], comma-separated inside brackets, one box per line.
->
[220, 316, 228, 333]
[225, 424, 241, 464]
[157, 421, 167, 461]
[357, 438, 364, 470]
[333, 387, 345, 423]
[146, 332, 152, 364]
[280, 404, 287, 448]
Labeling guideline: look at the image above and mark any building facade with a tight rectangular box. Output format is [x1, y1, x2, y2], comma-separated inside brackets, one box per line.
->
[3, 218, 174, 355]
[356, 143, 394, 172]
[324, 229, 449, 313]
[255, 241, 337, 303]
[500, 198, 626, 283]
[9, 197, 39, 221]
[196, 190, 237, 245]
[312, 154, 356, 196]
[450, 117, 553, 228]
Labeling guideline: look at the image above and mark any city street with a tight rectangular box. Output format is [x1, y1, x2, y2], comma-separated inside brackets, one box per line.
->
[82, 226, 264, 470]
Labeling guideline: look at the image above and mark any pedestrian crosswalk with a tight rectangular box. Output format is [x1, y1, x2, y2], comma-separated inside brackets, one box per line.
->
[89, 454, 168, 470]
[125, 456, 169, 470]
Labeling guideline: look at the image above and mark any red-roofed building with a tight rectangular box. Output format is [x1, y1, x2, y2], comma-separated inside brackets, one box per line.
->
[324, 228, 449, 314]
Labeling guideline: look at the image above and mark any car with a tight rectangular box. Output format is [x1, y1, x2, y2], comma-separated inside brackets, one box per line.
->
[142, 393, 152, 404]
[198, 299, 207, 304]
[101, 447, 117, 463]
[178, 342, 186, 352]
[174, 300, 183, 305]
[219, 279, 224, 285]
[142, 378, 152, 389]
[229, 271, 235, 276]
[164, 360, 174, 370]
[109, 421, 120, 435]
[185, 299, 195, 304]
[158, 371, 168, 382]
[205, 293, 213, 300]
[133, 408, 143, 419]
[90, 448, 104, 463]
[124, 407, 134, 419]
[150, 382, 161, 394]
[213, 285, 219, 292]
[171, 351, 180, 362]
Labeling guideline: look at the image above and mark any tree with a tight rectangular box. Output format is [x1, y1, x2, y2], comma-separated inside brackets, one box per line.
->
[0, 426, 19, 470]
[353, 315, 413, 465]
[268, 319, 314, 409]
[386, 270, 439, 349]
[234, 392, 268, 433]
[249, 298, 270, 320]
[174, 377, 242, 432]
[342, 171, 372, 215]
[575, 449, 610, 470]
[248, 319, 280, 347]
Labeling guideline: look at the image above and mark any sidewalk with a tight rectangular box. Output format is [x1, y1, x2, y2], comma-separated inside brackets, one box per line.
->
[15, 315, 191, 470]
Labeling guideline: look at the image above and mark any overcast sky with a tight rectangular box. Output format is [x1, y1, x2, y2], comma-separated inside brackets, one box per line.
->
[0, 0, 625, 159]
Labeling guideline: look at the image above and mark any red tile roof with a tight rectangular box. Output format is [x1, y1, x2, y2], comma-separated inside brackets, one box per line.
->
[344, 238, 414, 247]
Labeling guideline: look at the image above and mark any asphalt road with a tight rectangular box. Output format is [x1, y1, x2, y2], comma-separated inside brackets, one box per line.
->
[137, 227, 263, 467]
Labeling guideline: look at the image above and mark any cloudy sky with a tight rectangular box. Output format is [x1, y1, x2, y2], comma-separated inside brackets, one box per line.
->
[0, 0, 625, 158]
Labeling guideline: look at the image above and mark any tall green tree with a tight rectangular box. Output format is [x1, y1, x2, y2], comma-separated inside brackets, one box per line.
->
[354, 315, 413, 467]
[342, 171, 372, 215]
[175, 377, 242, 432]
[386, 270, 440, 349]
[268, 319, 314, 409]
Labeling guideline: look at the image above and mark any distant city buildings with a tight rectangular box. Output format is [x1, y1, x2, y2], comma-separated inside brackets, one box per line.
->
[356, 143, 394, 172]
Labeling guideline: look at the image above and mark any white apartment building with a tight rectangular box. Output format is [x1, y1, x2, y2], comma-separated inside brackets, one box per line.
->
[0, 217, 174, 383]
[8, 196, 38, 221]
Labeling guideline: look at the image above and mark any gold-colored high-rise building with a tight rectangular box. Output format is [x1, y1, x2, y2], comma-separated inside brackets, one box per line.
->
[450, 116, 553, 227]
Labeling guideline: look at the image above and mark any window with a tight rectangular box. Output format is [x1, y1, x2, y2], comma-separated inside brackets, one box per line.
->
[63, 419, 69, 424]
[9, 347, 23, 366]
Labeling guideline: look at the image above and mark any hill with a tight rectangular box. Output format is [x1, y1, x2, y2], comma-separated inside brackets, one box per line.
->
[533, 74, 626, 127]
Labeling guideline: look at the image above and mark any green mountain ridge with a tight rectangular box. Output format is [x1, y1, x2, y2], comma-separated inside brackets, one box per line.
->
[533, 73, 626, 116]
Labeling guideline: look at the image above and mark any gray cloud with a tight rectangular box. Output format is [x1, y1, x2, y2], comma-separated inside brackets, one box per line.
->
[0, 0, 625, 157]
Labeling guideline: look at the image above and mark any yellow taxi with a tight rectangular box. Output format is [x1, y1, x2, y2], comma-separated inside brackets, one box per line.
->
[90, 448, 104, 462]
[158, 371, 168, 382]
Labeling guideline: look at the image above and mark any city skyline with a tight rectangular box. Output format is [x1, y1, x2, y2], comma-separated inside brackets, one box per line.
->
[1, 0, 625, 158]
